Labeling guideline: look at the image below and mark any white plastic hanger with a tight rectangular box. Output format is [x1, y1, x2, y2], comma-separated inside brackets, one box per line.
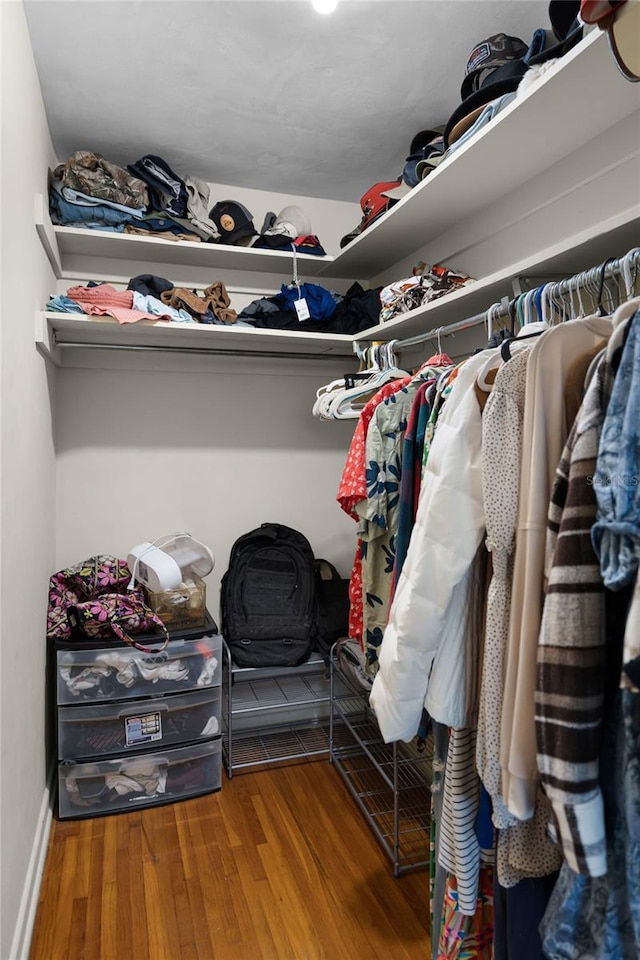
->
[327, 340, 409, 419]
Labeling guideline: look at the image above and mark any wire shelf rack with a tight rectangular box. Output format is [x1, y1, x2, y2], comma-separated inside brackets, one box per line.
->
[329, 643, 433, 876]
[222, 639, 354, 777]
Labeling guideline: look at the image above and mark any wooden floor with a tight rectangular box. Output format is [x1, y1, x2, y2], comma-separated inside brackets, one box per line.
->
[30, 760, 430, 960]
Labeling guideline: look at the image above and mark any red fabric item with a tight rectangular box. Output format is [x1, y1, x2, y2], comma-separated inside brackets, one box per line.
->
[359, 180, 403, 230]
[580, 0, 625, 23]
[66, 284, 172, 326]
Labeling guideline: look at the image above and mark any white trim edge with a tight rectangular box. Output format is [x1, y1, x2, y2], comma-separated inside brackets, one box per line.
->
[9, 785, 52, 960]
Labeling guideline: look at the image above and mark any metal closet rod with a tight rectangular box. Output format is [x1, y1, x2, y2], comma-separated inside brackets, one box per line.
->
[388, 247, 640, 353]
[55, 342, 355, 362]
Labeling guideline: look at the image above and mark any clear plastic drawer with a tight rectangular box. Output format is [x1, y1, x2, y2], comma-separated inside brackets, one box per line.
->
[56, 633, 221, 704]
[58, 738, 221, 819]
[58, 687, 221, 759]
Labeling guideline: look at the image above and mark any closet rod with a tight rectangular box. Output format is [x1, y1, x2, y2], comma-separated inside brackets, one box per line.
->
[54, 341, 355, 362]
[390, 307, 494, 351]
[391, 246, 640, 353]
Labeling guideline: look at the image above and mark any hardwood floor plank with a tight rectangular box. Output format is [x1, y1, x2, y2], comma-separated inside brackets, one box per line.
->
[30, 760, 431, 960]
[50, 834, 79, 954]
[99, 882, 118, 960]
[115, 814, 149, 960]
[180, 798, 249, 954]
[80, 822, 105, 960]
[68, 898, 88, 960]
[231, 844, 286, 960]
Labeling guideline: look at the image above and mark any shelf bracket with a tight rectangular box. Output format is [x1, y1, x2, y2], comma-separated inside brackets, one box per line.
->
[512, 273, 571, 297]
[35, 312, 61, 366]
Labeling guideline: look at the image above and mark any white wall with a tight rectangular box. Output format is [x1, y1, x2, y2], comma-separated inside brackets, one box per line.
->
[54, 353, 357, 624]
[0, 3, 58, 958]
[0, 7, 359, 958]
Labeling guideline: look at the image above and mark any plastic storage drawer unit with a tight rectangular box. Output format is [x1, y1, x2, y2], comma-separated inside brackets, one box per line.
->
[58, 687, 221, 759]
[56, 633, 222, 704]
[58, 738, 222, 819]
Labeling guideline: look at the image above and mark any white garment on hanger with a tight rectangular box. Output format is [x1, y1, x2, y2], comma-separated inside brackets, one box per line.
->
[370, 348, 499, 742]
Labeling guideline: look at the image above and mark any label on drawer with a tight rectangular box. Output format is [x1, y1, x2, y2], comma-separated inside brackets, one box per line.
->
[124, 711, 162, 746]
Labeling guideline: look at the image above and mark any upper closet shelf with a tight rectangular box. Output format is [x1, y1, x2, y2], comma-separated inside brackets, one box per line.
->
[35, 208, 638, 367]
[35, 206, 334, 280]
[35, 29, 638, 288]
[324, 27, 640, 281]
[354, 209, 640, 343]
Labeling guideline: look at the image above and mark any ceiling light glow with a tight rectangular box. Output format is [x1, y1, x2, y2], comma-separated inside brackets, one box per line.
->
[311, 0, 339, 13]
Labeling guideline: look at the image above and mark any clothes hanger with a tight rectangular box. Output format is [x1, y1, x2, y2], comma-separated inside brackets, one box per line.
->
[621, 248, 640, 300]
[414, 327, 454, 378]
[313, 340, 374, 418]
[475, 304, 507, 385]
[326, 339, 409, 419]
[585, 265, 602, 315]
[486, 303, 494, 341]
[315, 341, 383, 419]
[434, 326, 455, 365]
[553, 280, 571, 324]
[500, 286, 550, 360]
[546, 281, 561, 324]
[574, 273, 587, 318]
[595, 257, 617, 316]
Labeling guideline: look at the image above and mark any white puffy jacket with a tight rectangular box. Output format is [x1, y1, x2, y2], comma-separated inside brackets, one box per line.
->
[370, 350, 496, 742]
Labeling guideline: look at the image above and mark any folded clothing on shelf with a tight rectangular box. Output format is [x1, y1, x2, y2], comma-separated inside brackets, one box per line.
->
[379, 264, 475, 322]
[53, 150, 149, 211]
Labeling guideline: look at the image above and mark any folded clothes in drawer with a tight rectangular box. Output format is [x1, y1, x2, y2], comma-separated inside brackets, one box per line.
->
[56, 633, 221, 704]
[58, 738, 221, 819]
[58, 687, 221, 759]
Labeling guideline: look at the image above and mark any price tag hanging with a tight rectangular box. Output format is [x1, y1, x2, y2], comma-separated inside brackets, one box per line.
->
[291, 242, 310, 322]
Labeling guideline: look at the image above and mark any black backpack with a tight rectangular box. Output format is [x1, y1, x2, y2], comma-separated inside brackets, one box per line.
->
[314, 559, 350, 664]
[220, 523, 318, 668]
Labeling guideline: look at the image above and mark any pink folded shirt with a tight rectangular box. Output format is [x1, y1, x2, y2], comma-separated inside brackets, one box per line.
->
[66, 284, 172, 325]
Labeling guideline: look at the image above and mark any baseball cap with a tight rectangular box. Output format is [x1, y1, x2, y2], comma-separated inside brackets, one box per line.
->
[409, 128, 444, 156]
[528, 1, 583, 65]
[209, 200, 256, 245]
[461, 34, 530, 100]
[261, 204, 312, 240]
[403, 129, 446, 187]
[444, 28, 547, 147]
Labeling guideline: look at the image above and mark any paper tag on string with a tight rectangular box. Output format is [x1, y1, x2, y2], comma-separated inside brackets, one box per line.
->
[294, 298, 310, 322]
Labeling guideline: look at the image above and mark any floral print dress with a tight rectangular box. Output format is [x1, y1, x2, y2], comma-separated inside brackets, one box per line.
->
[337, 378, 411, 648]
[356, 380, 425, 674]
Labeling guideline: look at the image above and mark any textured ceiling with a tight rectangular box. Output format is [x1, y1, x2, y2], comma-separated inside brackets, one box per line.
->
[24, 0, 551, 202]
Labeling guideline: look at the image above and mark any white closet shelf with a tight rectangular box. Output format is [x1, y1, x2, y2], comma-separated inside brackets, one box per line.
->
[35, 214, 335, 280]
[353, 210, 640, 343]
[35, 312, 355, 366]
[35, 209, 638, 365]
[324, 27, 640, 280]
[34, 29, 639, 290]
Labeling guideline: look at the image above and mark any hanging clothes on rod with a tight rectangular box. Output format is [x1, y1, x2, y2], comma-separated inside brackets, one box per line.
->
[331, 245, 640, 960]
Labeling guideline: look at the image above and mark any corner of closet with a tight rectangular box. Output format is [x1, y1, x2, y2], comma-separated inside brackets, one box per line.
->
[35, 194, 62, 279]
